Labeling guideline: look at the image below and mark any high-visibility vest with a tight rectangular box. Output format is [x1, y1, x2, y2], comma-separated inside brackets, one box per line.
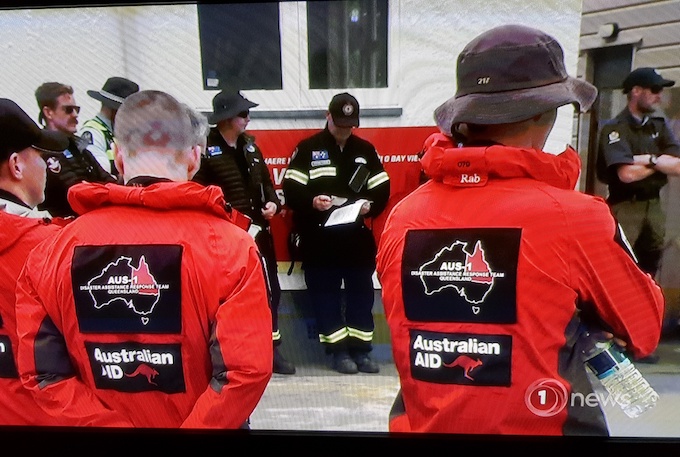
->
[81, 117, 114, 162]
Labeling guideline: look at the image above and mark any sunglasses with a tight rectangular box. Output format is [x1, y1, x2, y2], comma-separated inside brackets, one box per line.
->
[649, 87, 663, 94]
[61, 105, 81, 115]
[236, 110, 250, 118]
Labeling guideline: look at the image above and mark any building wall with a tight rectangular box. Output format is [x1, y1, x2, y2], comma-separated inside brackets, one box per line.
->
[578, 0, 680, 321]
[0, 1, 586, 290]
[0, 1, 582, 152]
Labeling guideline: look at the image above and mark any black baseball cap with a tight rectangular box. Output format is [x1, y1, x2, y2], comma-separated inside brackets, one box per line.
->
[0, 98, 68, 162]
[328, 92, 360, 127]
[622, 67, 675, 94]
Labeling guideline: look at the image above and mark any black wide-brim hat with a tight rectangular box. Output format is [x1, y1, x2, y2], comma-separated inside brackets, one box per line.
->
[208, 91, 258, 124]
[87, 77, 140, 110]
[434, 24, 598, 131]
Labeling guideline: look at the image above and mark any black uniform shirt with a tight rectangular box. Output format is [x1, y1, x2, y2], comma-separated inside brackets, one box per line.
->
[282, 127, 390, 265]
[39, 134, 116, 218]
[597, 107, 680, 202]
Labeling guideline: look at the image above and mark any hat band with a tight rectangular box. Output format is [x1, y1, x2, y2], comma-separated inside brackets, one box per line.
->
[99, 90, 125, 104]
[32, 144, 63, 154]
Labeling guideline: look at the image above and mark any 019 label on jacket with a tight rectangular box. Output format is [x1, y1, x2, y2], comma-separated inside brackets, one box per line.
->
[85, 341, 185, 393]
[409, 329, 512, 386]
[401, 228, 520, 323]
[72, 245, 182, 334]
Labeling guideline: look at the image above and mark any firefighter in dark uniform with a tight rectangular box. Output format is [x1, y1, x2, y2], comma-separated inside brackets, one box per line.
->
[34, 82, 116, 218]
[282, 93, 390, 374]
[597, 67, 680, 363]
[193, 90, 296, 375]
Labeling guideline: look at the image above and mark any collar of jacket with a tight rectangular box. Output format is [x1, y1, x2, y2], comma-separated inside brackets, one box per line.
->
[420, 132, 580, 190]
[68, 180, 233, 220]
[0, 210, 53, 252]
[618, 107, 657, 129]
[322, 125, 356, 145]
[0, 196, 53, 219]
[95, 113, 113, 131]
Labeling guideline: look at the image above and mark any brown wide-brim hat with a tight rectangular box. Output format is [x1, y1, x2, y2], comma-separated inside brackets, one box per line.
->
[208, 91, 259, 124]
[434, 24, 598, 132]
[87, 77, 140, 110]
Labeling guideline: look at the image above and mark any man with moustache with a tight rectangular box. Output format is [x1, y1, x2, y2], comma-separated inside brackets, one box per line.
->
[35, 82, 115, 217]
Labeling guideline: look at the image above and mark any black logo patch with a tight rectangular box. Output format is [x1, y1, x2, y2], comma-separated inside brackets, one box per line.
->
[0, 334, 18, 378]
[72, 245, 182, 333]
[80, 131, 93, 146]
[85, 341, 185, 393]
[409, 329, 511, 386]
[402, 228, 520, 323]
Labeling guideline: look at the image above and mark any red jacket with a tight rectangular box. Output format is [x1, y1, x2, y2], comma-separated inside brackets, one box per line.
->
[15, 181, 273, 428]
[0, 212, 61, 425]
[376, 133, 664, 436]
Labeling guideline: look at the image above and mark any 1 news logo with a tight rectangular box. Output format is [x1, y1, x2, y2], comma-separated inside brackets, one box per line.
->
[525, 377, 637, 417]
[524, 378, 569, 417]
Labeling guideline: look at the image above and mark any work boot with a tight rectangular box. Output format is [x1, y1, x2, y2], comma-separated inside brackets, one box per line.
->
[351, 352, 379, 373]
[332, 351, 358, 374]
[273, 347, 296, 375]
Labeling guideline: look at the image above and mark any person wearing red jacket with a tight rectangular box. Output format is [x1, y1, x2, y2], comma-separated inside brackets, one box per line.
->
[0, 98, 68, 426]
[15, 90, 273, 428]
[376, 25, 665, 436]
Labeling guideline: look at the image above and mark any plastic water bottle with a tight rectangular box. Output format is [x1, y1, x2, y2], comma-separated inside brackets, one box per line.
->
[581, 331, 659, 418]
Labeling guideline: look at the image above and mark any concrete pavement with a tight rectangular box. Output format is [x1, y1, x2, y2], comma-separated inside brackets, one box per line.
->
[250, 290, 680, 437]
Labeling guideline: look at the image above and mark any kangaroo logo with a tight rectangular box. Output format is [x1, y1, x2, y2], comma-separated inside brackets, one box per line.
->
[444, 355, 483, 380]
[125, 363, 159, 385]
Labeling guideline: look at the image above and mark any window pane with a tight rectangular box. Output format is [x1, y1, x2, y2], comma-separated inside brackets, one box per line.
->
[197, 3, 282, 91]
[307, 0, 388, 89]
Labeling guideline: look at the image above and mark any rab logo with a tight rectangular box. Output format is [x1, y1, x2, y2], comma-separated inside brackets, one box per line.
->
[444, 355, 483, 380]
[125, 363, 159, 385]
[81, 255, 166, 325]
[460, 173, 481, 184]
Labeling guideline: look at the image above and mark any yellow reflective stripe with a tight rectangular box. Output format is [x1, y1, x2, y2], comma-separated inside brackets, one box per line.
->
[284, 168, 309, 185]
[319, 327, 349, 343]
[347, 327, 373, 342]
[309, 166, 336, 180]
[272, 330, 281, 341]
[367, 171, 389, 190]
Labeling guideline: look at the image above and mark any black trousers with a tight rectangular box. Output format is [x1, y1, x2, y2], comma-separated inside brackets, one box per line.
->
[255, 227, 282, 346]
[303, 264, 375, 354]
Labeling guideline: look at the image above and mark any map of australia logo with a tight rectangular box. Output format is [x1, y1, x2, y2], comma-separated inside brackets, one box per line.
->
[415, 240, 504, 312]
[82, 256, 168, 325]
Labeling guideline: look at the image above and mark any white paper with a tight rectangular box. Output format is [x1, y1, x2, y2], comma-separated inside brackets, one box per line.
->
[248, 223, 262, 239]
[331, 195, 348, 206]
[324, 199, 370, 227]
